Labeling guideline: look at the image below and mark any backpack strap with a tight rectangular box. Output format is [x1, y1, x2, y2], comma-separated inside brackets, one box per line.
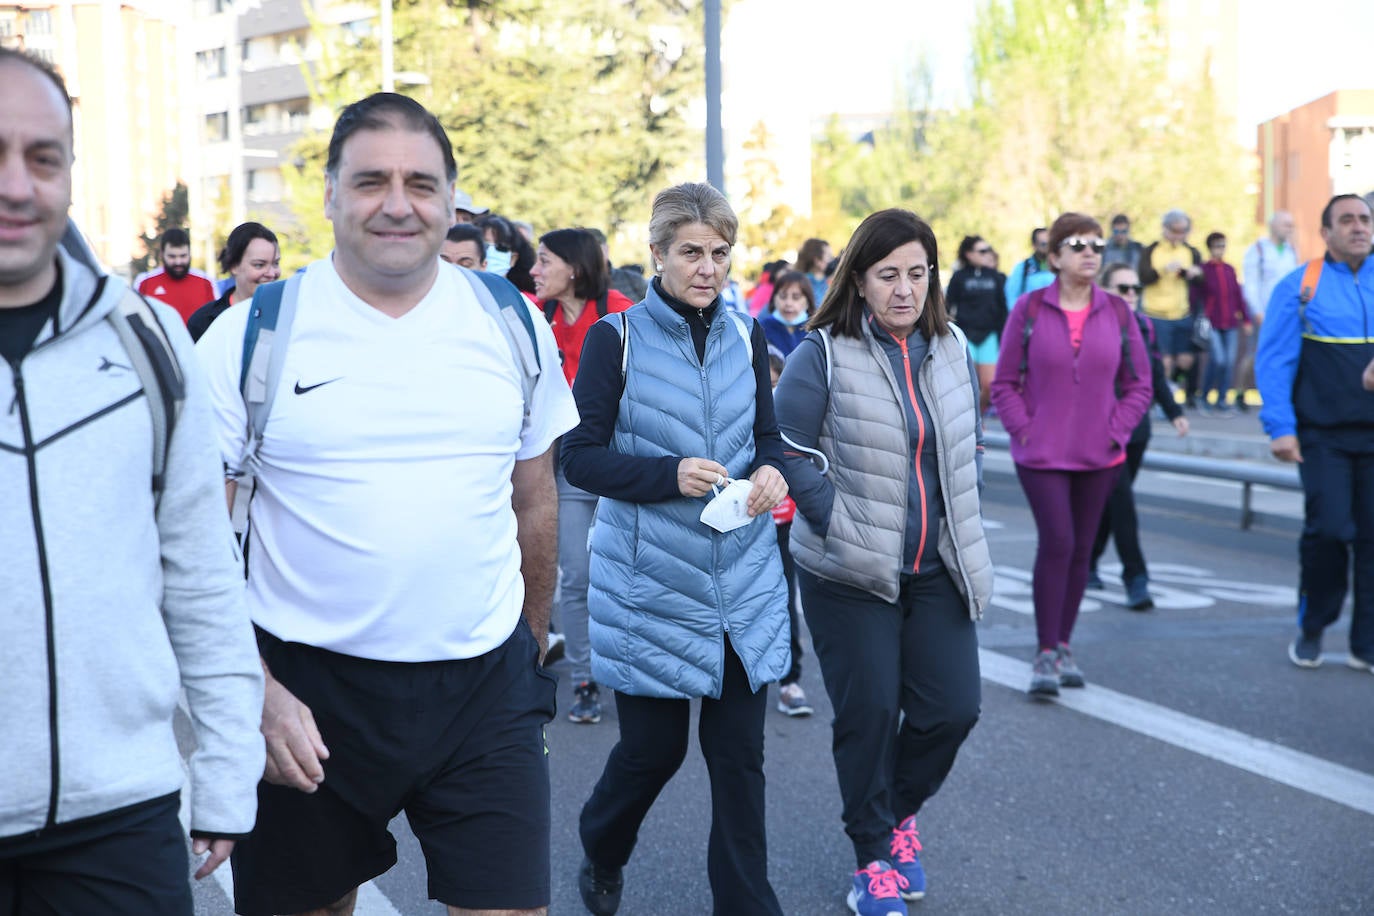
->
[723, 309, 754, 362]
[542, 300, 559, 323]
[459, 268, 541, 422]
[595, 291, 609, 318]
[1018, 287, 1045, 382]
[233, 274, 301, 478]
[108, 290, 185, 502]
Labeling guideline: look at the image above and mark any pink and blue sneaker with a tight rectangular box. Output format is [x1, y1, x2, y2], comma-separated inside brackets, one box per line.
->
[847, 860, 909, 916]
[889, 815, 927, 900]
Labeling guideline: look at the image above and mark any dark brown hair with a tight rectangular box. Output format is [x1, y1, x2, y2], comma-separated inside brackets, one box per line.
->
[809, 209, 950, 340]
[539, 228, 609, 301]
[1046, 212, 1103, 272]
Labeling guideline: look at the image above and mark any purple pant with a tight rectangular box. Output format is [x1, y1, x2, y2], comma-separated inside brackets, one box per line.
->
[1015, 464, 1123, 651]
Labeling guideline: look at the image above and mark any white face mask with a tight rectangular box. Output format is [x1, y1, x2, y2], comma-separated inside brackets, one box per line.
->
[699, 478, 755, 533]
[485, 245, 512, 276]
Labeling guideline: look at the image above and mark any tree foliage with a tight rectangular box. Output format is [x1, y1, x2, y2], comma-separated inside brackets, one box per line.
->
[130, 182, 190, 277]
[809, 0, 1253, 268]
[281, 0, 703, 265]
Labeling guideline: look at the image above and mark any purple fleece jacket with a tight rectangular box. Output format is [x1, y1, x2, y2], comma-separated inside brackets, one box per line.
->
[990, 281, 1153, 471]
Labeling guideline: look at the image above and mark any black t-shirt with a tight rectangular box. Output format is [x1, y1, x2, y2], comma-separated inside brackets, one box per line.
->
[0, 264, 62, 364]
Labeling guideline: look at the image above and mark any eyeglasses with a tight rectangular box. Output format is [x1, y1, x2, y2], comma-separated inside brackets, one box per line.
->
[1060, 238, 1107, 254]
[1114, 283, 1143, 295]
[972, 247, 992, 255]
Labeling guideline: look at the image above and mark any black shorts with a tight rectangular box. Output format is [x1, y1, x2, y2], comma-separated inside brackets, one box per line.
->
[230, 618, 557, 915]
[0, 793, 191, 916]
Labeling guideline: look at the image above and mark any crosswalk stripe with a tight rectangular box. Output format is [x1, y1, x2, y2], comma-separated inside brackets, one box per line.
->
[979, 648, 1374, 817]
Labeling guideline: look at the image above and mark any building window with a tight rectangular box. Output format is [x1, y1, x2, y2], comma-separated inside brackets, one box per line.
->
[246, 168, 284, 203]
[196, 47, 226, 80]
[204, 112, 228, 143]
[25, 9, 52, 35]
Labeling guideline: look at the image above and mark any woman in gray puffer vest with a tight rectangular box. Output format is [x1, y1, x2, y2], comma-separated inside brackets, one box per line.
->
[561, 183, 792, 916]
[774, 209, 993, 916]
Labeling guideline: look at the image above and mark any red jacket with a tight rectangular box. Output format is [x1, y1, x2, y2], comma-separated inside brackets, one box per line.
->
[543, 289, 635, 385]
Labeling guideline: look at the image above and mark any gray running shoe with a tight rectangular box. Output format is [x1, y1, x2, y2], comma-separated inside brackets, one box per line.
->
[777, 682, 814, 717]
[1125, 575, 1154, 611]
[1056, 644, 1085, 688]
[569, 681, 603, 723]
[1028, 650, 1059, 698]
[1288, 633, 1323, 669]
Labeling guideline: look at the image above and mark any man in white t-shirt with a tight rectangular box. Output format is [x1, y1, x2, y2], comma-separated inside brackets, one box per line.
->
[195, 92, 577, 916]
[1236, 210, 1299, 407]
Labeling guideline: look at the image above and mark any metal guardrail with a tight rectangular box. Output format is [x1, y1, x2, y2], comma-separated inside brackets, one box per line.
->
[983, 431, 1301, 530]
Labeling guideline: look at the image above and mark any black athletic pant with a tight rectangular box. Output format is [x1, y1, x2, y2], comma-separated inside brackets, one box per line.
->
[1091, 437, 1149, 582]
[800, 566, 980, 867]
[0, 794, 191, 916]
[1296, 429, 1374, 659]
[579, 642, 782, 916]
[776, 521, 803, 685]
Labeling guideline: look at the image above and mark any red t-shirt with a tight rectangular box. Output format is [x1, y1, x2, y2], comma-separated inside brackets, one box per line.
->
[545, 289, 634, 385]
[137, 270, 217, 325]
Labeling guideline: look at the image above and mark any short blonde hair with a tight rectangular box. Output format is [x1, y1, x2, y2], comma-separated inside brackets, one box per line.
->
[648, 182, 738, 254]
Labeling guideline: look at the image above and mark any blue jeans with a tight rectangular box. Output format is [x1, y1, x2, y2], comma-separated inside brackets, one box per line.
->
[1205, 327, 1240, 402]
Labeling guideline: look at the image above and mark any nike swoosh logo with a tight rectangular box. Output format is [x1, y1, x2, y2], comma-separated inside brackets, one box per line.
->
[294, 378, 342, 395]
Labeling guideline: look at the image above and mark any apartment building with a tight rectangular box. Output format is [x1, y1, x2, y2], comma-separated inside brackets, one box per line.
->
[1257, 90, 1374, 260]
[2, 1, 184, 273]
[185, 0, 376, 269]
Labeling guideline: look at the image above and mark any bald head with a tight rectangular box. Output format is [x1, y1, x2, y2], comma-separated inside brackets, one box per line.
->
[1269, 210, 1294, 244]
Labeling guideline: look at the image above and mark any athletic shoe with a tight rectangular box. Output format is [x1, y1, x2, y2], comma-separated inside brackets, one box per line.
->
[1086, 568, 1105, 590]
[1056, 643, 1085, 688]
[1125, 575, 1155, 611]
[889, 816, 927, 900]
[543, 631, 565, 666]
[1235, 398, 1251, 413]
[777, 682, 814, 717]
[569, 681, 603, 723]
[1347, 653, 1373, 673]
[1288, 633, 1323, 669]
[847, 861, 909, 916]
[578, 857, 624, 916]
[1028, 650, 1059, 698]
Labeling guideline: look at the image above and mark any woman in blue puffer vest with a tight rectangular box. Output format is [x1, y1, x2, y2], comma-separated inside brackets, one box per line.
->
[560, 182, 792, 916]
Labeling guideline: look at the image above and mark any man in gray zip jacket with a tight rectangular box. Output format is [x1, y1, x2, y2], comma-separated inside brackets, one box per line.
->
[0, 49, 264, 913]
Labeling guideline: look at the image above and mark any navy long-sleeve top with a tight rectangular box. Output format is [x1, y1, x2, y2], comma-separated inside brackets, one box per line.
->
[560, 279, 785, 502]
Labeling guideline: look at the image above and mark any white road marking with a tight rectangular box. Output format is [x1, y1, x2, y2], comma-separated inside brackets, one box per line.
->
[979, 649, 1374, 817]
[989, 562, 1293, 615]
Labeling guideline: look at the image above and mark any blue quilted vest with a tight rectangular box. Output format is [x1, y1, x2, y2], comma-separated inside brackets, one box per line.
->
[586, 288, 791, 699]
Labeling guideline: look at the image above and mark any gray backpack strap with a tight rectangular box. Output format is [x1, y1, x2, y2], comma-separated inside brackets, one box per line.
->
[618, 311, 631, 385]
[107, 290, 185, 503]
[724, 309, 753, 362]
[236, 273, 302, 478]
[818, 327, 834, 389]
[458, 267, 539, 420]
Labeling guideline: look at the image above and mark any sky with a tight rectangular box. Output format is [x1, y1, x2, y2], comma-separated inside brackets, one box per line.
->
[732, 0, 1374, 142]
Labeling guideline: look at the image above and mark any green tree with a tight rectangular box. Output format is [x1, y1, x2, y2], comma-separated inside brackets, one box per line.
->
[130, 182, 189, 277]
[282, 0, 703, 264]
[810, 0, 1253, 269]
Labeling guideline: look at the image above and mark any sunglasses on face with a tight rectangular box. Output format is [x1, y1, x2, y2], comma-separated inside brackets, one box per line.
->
[1061, 238, 1107, 254]
[1115, 283, 1143, 295]
[973, 247, 992, 255]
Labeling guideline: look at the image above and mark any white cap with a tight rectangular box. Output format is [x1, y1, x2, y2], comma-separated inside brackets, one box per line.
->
[452, 188, 489, 216]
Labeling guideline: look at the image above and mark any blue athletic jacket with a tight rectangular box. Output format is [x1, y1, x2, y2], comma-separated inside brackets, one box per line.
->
[1255, 255, 1374, 439]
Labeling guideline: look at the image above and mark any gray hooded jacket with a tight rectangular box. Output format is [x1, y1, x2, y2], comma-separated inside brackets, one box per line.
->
[0, 248, 264, 838]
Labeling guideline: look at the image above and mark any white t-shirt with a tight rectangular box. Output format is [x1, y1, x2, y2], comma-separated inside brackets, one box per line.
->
[195, 256, 578, 661]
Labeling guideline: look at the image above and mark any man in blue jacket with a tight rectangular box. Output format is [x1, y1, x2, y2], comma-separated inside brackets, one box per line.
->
[1255, 194, 1374, 672]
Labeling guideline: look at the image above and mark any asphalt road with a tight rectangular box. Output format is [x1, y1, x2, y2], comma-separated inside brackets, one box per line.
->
[188, 468, 1374, 915]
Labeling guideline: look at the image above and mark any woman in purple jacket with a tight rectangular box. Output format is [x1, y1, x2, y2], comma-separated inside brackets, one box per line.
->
[990, 212, 1153, 697]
